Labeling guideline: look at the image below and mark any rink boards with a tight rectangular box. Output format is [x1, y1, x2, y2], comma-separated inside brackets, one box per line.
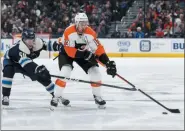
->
[1, 38, 184, 58]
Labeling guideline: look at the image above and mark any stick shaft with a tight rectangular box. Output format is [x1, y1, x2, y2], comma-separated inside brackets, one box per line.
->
[97, 60, 136, 88]
[51, 74, 136, 91]
[53, 55, 59, 60]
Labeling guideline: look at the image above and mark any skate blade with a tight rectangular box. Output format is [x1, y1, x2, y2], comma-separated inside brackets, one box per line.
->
[2, 105, 10, 109]
[64, 104, 71, 107]
[98, 105, 106, 109]
[50, 106, 57, 111]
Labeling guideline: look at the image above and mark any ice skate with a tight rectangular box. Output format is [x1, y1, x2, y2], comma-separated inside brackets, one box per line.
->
[2, 96, 9, 106]
[93, 95, 106, 109]
[58, 96, 71, 107]
[50, 96, 59, 111]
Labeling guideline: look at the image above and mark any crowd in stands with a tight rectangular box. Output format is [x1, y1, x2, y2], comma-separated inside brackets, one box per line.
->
[2, 0, 114, 38]
[1, 0, 184, 38]
[125, 0, 184, 38]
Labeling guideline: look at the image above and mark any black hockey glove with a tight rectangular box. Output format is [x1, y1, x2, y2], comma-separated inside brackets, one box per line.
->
[106, 61, 117, 78]
[58, 44, 65, 53]
[35, 65, 51, 80]
[52, 41, 65, 53]
[84, 50, 97, 65]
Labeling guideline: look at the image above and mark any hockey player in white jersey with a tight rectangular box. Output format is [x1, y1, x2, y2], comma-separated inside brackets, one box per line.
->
[50, 13, 117, 109]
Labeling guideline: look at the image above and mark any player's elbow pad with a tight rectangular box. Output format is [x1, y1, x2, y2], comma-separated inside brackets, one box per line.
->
[98, 53, 109, 65]
[23, 62, 38, 76]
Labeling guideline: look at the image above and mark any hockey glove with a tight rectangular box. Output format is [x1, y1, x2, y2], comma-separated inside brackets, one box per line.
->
[106, 61, 117, 78]
[58, 44, 65, 53]
[35, 65, 51, 80]
[84, 50, 97, 65]
[52, 41, 65, 53]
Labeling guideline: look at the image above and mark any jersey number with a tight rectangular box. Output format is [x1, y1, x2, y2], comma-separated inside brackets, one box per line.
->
[19, 52, 27, 58]
[93, 39, 101, 46]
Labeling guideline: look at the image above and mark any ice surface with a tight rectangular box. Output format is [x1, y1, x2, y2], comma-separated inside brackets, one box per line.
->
[1, 58, 184, 130]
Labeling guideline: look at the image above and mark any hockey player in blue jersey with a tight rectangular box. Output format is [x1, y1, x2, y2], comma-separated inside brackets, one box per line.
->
[2, 29, 69, 107]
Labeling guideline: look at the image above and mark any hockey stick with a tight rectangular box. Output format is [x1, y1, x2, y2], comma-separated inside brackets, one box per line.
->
[53, 55, 59, 60]
[116, 75, 180, 113]
[97, 60, 180, 113]
[138, 89, 180, 113]
[51, 74, 137, 91]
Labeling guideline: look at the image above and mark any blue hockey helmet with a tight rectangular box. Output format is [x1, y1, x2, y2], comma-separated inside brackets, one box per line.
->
[22, 29, 35, 40]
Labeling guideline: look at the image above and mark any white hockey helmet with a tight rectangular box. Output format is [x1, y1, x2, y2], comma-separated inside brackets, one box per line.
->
[75, 13, 89, 25]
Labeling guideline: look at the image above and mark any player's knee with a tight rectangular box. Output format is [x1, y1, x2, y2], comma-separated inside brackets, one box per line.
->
[3, 65, 15, 76]
[29, 75, 38, 81]
[88, 66, 102, 87]
[35, 65, 51, 81]
[88, 66, 102, 81]
[34, 65, 52, 87]
[54, 65, 72, 88]
[60, 65, 72, 78]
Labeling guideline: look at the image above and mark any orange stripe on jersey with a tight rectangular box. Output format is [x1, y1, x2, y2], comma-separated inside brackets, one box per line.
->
[85, 26, 96, 39]
[95, 44, 106, 56]
[91, 81, 101, 87]
[63, 25, 76, 41]
[64, 46, 77, 58]
[55, 79, 66, 88]
[62, 25, 78, 58]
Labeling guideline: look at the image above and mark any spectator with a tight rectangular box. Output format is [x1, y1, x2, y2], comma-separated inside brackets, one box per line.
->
[111, 30, 121, 38]
[135, 27, 144, 38]
[1, 0, 184, 38]
[156, 28, 164, 38]
[56, 28, 63, 37]
[2, 2, 7, 12]
[125, 28, 134, 38]
[112, 1, 121, 21]
[128, 0, 184, 38]
[120, 0, 128, 17]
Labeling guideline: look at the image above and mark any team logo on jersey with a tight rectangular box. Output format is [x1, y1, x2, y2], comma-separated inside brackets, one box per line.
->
[79, 45, 87, 51]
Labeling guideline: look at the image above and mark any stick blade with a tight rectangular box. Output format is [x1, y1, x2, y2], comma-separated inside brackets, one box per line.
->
[169, 109, 180, 113]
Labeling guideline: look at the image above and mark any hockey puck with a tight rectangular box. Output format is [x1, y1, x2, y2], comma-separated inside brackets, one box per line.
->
[162, 112, 168, 114]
